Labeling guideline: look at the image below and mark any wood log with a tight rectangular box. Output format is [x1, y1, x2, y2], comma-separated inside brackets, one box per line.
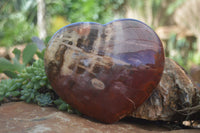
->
[131, 58, 200, 121]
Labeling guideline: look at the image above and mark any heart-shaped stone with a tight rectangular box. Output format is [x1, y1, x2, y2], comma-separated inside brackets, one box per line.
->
[44, 19, 165, 123]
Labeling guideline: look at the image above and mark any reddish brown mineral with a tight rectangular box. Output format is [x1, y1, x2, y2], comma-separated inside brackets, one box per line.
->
[44, 19, 165, 123]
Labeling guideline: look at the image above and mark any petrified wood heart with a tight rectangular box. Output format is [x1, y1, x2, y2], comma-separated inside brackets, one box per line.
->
[44, 19, 165, 123]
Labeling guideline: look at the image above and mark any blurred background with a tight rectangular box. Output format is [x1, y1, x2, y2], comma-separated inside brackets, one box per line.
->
[0, 0, 200, 73]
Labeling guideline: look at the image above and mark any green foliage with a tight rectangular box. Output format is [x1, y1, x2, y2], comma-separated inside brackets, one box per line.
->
[0, 44, 38, 78]
[46, 0, 125, 24]
[16, 59, 51, 103]
[0, 0, 37, 46]
[1, 0, 125, 47]
[22, 43, 38, 65]
[0, 58, 20, 76]
[0, 79, 21, 101]
[0, 0, 192, 51]
[0, 12, 37, 47]
[0, 59, 76, 113]
[53, 98, 81, 114]
[0, 59, 49, 103]
[166, 34, 200, 70]
[167, 0, 186, 15]
[36, 93, 53, 106]
[54, 98, 71, 111]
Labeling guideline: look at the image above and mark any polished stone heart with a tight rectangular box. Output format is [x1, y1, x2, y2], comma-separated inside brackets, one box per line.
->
[44, 19, 165, 123]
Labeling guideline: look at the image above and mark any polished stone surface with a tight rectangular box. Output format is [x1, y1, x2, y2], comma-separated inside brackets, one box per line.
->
[44, 19, 165, 123]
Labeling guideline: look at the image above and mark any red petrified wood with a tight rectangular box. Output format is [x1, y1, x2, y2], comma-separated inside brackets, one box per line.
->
[44, 19, 165, 123]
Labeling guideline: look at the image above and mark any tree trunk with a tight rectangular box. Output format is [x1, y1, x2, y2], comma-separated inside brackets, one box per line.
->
[145, 0, 153, 26]
[37, 0, 47, 39]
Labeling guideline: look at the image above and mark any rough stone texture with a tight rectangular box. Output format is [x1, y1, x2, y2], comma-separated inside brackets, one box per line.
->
[0, 102, 199, 133]
[131, 58, 200, 121]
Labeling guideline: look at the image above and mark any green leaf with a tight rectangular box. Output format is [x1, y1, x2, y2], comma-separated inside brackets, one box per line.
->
[36, 49, 45, 59]
[22, 44, 37, 65]
[54, 98, 64, 105]
[0, 58, 15, 72]
[58, 103, 68, 111]
[36, 93, 53, 106]
[10, 91, 20, 97]
[39, 80, 46, 86]
[12, 57, 25, 72]
[3, 71, 18, 78]
[0, 96, 4, 101]
[0, 48, 24, 77]
[12, 48, 21, 60]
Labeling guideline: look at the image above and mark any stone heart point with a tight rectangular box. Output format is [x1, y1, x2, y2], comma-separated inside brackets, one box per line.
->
[44, 19, 165, 123]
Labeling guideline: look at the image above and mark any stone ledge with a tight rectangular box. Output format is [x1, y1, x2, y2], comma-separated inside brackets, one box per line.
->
[0, 102, 199, 133]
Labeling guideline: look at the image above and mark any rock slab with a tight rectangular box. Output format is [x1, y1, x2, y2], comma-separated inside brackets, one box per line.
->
[0, 102, 199, 133]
